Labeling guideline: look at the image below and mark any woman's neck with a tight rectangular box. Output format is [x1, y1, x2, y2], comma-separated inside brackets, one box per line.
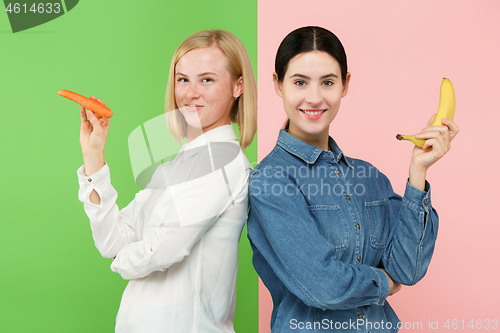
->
[288, 123, 330, 151]
[186, 125, 204, 143]
[186, 120, 231, 143]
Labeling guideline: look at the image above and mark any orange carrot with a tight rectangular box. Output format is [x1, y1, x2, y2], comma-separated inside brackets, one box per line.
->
[58, 90, 113, 118]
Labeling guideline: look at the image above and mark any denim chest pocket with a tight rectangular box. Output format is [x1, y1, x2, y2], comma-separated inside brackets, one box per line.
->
[364, 199, 390, 250]
[308, 205, 349, 253]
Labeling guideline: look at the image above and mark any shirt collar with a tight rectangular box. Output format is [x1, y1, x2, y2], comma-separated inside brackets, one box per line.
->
[276, 129, 353, 169]
[179, 125, 239, 160]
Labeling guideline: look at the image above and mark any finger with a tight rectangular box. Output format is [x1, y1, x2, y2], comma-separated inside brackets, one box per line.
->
[423, 125, 451, 146]
[425, 122, 454, 150]
[96, 98, 107, 107]
[90, 95, 107, 107]
[89, 95, 101, 120]
[421, 138, 432, 151]
[93, 112, 103, 121]
[80, 106, 88, 123]
[432, 135, 449, 155]
[441, 117, 459, 131]
[86, 98, 103, 121]
[88, 95, 107, 119]
[422, 135, 446, 153]
[86, 110, 103, 132]
[426, 118, 458, 141]
[441, 118, 460, 141]
[99, 117, 110, 128]
[416, 129, 448, 140]
[415, 131, 446, 151]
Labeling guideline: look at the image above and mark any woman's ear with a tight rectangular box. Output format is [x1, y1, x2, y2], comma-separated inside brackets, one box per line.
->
[233, 76, 243, 99]
[341, 72, 351, 98]
[273, 72, 283, 98]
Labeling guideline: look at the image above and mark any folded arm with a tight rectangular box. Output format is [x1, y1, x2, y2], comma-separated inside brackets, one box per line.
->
[381, 175, 439, 286]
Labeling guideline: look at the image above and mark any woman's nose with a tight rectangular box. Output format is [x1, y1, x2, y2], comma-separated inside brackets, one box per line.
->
[186, 83, 200, 99]
[305, 86, 322, 105]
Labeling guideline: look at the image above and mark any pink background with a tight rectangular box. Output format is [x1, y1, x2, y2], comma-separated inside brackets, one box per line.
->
[257, 0, 500, 331]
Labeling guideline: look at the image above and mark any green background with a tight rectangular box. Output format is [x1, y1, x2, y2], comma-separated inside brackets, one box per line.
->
[0, 1, 258, 332]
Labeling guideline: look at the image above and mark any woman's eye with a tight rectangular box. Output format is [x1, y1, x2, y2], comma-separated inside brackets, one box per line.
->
[323, 80, 334, 86]
[202, 78, 213, 83]
[294, 80, 305, 86]
[177, 77, 188, 83]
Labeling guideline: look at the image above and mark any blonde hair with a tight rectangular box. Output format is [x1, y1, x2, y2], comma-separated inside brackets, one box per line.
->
[165, 30, 257, 149]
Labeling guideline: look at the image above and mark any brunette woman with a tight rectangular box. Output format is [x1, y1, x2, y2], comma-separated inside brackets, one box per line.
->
[247, 26, 458, 332]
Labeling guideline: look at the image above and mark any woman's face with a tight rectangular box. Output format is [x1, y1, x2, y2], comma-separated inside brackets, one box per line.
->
[175, 46, 242, 133]
[274, 51, 350, 141]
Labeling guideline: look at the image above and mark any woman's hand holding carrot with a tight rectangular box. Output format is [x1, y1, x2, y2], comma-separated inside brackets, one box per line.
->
[80, 95, 109, 177]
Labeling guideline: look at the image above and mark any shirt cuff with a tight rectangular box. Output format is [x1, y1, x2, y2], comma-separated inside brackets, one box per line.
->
[373, 267, 390, 306]
[402, 179, 432, 212]
[77, 163, 109, 183]
[77, 163, 110, 206]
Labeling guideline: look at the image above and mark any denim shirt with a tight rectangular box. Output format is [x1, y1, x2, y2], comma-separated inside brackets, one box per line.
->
[247, 130, 438, 333]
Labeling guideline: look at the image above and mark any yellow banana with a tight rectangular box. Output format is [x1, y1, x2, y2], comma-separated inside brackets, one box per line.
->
[396, 78, 455, 147]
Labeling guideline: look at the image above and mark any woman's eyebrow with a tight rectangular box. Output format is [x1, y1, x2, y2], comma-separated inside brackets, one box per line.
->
[198, 72, 218, 77]
[175, 72, 218, 77]
[289, 73, 310, 79]
[320, 73, 339, 79]
[289, 73, 339, 79]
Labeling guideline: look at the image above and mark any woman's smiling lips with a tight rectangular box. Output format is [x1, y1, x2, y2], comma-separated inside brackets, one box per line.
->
[185, 103, 204, 112]
[300, 108, 326, 119]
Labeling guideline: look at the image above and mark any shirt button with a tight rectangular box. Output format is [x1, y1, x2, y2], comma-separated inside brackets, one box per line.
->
[346, 195, 351, 201]
[88, 178, 92, 182]
[335, 170, 340, 176]
[359, 314, 365, 320]
[357, 255, 361, 262]
[423, 199, 428, 205]
[356, 223, 361, 230]
[150, 247, 154, 252]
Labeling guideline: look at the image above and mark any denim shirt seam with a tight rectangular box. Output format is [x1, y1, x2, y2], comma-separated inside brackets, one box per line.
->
[412, 208, 431, 283]
[248, 169, 266, 234]
[412, 243, 424, 284]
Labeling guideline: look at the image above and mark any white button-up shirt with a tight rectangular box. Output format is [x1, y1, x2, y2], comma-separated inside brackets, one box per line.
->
[77, 125, 252, 332]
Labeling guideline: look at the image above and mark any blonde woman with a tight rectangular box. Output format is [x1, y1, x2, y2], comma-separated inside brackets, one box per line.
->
[77, 30, 256, 332]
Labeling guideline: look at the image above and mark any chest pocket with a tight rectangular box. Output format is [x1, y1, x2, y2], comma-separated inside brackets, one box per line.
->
[308, 205, 349, 253]
[364, 199, 390, 250]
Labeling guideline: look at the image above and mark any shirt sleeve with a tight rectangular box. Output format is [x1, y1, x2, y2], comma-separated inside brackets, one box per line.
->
[110, 153, 250, 280]
[77, 163, 138, 258]
[381, 175, 439, 286]
[247, 168, 390, 311]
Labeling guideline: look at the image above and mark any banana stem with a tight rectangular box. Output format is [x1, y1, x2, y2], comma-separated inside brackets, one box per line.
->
[396, 134, 425, 147]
